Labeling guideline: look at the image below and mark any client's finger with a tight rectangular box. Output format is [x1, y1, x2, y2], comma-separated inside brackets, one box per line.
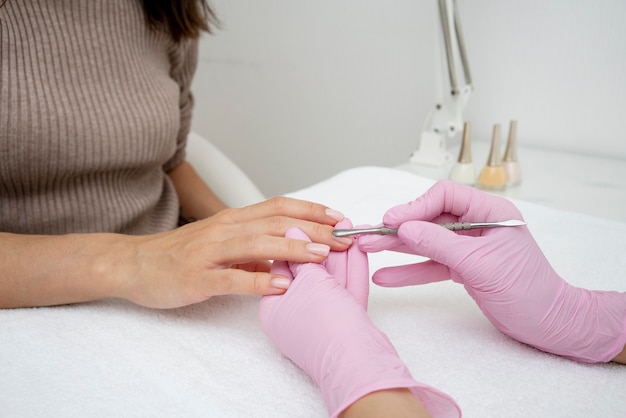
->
[212, 233, 330, 266]
[224, 196, 344, 226]
[203, 269, 293, 296]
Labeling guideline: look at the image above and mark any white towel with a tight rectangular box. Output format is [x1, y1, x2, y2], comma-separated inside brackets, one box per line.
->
[1, 166, 625, 417]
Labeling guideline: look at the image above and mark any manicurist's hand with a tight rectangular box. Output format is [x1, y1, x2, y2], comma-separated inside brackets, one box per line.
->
[0, 197, 352, 309]
[259, 220, 460, 418]
[359, 180, 626, 363]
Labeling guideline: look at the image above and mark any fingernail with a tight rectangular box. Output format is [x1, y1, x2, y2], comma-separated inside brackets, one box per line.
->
[325, 208, 345, 222]
[306, 243, 330, 256]
[333, 236, 353, 245]
[271, 278, 292, 289]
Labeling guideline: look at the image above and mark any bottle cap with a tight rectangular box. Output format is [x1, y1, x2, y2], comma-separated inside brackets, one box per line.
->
[503, 120, 518, 162]
[487, 124, 502, 167]
[457, 122, 472, 163]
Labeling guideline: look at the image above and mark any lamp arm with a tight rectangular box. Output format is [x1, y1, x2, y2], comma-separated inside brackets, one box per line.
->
[410, 0, 473, 166]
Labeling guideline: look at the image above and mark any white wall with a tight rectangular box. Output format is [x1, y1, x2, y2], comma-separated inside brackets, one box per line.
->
[191, 0, 626, 197]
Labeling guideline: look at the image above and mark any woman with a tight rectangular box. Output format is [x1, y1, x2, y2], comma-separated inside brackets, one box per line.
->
[0, 0, 352, 308]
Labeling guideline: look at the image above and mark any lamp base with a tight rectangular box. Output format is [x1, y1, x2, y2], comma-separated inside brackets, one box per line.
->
[409, 131, 453, 167]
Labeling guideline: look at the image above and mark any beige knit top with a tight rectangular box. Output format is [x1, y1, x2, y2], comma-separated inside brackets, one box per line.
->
[0, 0, 198, 235]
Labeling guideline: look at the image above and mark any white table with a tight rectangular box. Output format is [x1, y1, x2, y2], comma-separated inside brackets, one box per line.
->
[2, 167, 625, 418]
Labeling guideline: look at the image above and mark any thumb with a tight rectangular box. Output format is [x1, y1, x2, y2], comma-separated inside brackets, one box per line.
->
[397, 220, 473, 268]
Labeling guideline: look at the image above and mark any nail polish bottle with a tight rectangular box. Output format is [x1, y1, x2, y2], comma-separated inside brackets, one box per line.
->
[477, 124, 507, 191]
[502, 120, 521, 186]
[449, 122, 476, 185]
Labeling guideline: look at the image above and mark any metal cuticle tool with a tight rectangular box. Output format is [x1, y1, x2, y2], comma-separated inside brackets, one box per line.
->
[333, 226, 399, 237]
[332, 220, 526, 237]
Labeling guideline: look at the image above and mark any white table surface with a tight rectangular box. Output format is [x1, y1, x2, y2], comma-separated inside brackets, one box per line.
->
[2, 167, 625, 418]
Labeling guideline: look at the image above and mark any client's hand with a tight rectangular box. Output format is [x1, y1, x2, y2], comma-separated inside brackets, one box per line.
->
[259, 220, 459, 418]
[113, 197, 352, 309]
[359, 180, 626, 363]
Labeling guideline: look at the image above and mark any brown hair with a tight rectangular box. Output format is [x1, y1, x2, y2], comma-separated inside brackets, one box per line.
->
[0, 1, 218, 41]
[140, 0, 219, 42]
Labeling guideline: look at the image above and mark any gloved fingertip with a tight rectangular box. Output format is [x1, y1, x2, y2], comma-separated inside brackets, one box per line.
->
[371, 276, 392, 288]
[383, 200, 426, 225]
[269, 260, 292, 278]
[381, 213, 401, 226]
[371, 270, 395, 287]
[272, 256, 308, 281]
[333, 218, 354, 230]
[285, 227, 311, 242]
[355, 236, 377, 252]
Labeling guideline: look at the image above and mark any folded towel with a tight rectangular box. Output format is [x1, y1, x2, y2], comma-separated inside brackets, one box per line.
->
[1, 166, 624, 417]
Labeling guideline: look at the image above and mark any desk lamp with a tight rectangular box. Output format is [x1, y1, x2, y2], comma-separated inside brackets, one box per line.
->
[410, 0, 472, 167]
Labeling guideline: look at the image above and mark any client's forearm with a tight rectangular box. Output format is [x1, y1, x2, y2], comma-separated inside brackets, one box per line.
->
[340, 388, 432, 418]
[0, 232, 128, 308]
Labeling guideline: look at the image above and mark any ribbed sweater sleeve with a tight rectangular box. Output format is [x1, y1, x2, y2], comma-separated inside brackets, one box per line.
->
[0, 1, 198, 235]
[164, 38, 198, 173]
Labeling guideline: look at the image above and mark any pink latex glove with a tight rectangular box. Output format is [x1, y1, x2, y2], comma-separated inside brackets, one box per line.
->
[259, 219, 460, 418]
[359, 180, 626, 363]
